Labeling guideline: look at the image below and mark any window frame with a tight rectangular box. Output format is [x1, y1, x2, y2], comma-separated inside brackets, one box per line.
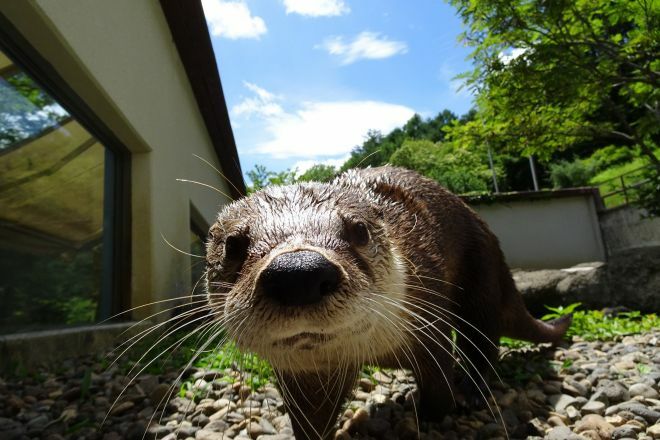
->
[0, 12, 132, 322]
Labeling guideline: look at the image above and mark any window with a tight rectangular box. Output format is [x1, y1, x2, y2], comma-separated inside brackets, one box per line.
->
[190, 220, 207, 296]
[0, 49, 125, 333]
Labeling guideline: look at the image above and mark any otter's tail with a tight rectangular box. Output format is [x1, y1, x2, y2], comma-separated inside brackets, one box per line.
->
[499, 264, 572, 344]
[504, 312, 572, 344]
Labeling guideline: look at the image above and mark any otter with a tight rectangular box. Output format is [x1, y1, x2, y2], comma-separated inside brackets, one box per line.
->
[205, 166, 571, 440]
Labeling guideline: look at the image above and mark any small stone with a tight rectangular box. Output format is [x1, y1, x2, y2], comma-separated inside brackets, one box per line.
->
[239, 386, 252, 401]
[648, 424, 660, 439]
[352, 408, 369, 427]
[204, 420, 230, 432]
[109, 401, 134, 416]
[606, 415, 626, 426]
[598, 380, 630, 404]
[546, 426, 573, 440]
[608, 402, 660, 424]
[630, 384, 660, 399]
[582, 400, 606, 415]
[358, 378, 375, 392]
[196, 430, 226, 440]
[256, 435, 293, 440]
[354, 391, 370, 401]
[614, 360, 636, 370]
[566, 405, 580, 420]
[563, 379, 589, 396]
[498, 390, 517, 407]
[372, 371, 392, 384]
[574, 414, 615, 439]
[548, 415, 567, 427]
[549, 394, 578, 411]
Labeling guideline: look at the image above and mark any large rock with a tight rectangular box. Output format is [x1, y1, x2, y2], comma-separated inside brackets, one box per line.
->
[514, 247, 660, 313]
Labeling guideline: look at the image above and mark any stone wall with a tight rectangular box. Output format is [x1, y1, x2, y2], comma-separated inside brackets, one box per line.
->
[515, 247, 660, 314]
[599, 206, 660, 256]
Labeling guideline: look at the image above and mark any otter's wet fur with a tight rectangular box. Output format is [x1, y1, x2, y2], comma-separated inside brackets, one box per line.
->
[205, 166, 571, 440]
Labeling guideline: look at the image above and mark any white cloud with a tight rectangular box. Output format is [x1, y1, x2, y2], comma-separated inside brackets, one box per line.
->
[438, 63, 471, 97]
[232, 82, 283, 118]
[318, 32, 407, 64]
[293, 156, 350, 175]
[256, 100, 415, 158]
[202, 0, 267, 39]
[499, 47, 527, 65]
[283, 0, 349, 17]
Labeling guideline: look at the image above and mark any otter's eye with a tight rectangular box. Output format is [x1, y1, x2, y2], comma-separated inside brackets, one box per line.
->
[224, 234, 249, 261]
[348, 221, 370, 247]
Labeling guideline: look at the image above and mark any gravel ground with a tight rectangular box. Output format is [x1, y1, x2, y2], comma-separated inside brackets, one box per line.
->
[1, 331, 659, 440]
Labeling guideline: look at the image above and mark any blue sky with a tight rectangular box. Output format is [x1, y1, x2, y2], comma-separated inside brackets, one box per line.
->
[202, 0, 474, 178]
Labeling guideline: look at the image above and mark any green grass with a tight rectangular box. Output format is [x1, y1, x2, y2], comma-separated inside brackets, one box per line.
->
[500, 303, 659, 348]
[590, 152, 659, 209]
[192, 340, 273, 390]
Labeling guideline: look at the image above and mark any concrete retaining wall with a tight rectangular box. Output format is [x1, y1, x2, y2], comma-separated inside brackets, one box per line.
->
[599, 206, 660, 256]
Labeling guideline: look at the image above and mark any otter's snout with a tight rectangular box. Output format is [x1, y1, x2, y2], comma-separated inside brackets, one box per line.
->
[259, 250, 340, 306]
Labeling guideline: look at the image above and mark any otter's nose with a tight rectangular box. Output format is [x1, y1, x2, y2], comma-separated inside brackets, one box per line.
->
[259, 250, 340, 306]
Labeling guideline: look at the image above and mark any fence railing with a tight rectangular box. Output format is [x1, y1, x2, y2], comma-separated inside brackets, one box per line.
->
[597, 164, 653, 209]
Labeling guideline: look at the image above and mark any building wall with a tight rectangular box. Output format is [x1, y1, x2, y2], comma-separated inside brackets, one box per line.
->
[1, 0, 234, 318]
[470, 194, 606, 269]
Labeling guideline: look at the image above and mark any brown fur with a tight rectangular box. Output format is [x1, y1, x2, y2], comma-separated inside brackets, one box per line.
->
[206, 166, 571, 439]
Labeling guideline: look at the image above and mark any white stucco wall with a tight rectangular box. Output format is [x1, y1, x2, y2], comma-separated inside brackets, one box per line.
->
[470, 194, 606, 269]
[2, 0, 235, 318]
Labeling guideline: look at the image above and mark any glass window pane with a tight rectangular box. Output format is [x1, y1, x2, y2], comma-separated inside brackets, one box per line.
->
[0, 49, 109, 333]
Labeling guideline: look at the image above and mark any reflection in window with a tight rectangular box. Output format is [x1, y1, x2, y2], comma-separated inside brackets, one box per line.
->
[0, 50, 110, 333]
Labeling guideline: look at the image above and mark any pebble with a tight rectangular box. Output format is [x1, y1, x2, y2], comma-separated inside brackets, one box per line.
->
[1, 330, 658, 440]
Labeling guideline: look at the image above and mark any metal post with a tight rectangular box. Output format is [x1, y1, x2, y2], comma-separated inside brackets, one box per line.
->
[621, 175, 628, 204]
[487, 146, 500, 193]
[529, 155, 539, 191]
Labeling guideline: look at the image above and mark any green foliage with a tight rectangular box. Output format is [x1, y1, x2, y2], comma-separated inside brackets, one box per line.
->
[341, 111, 459, 171]
[566, 309, 659, 341]
[390, 139, 498, 193]
[588, 146, 638, 171]
[542, 303, 659, 341]
[446, 0, 660, 211]
[246, 164, 297, 194]
[297, 164, 337, 183]
[549, 159, 597, 189]
[502, 303, 659, 347]
[633, 167, 660, 217]
[541, 302, 583, 321]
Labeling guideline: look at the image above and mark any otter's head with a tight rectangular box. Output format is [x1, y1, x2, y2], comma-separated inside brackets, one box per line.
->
[205, 182, 408, 371]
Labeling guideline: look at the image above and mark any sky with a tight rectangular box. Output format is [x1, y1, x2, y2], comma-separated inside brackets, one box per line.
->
[201, 0, 475, 179]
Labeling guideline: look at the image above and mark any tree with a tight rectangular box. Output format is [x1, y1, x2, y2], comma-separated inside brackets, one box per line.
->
[246, 164, 297, 193]
[447, 0, 659, 172]
[298, 164, 337, 183]
[390, 139, 498, 194]
[341, 111, 460, 171]
[341, 130, 387, 170]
